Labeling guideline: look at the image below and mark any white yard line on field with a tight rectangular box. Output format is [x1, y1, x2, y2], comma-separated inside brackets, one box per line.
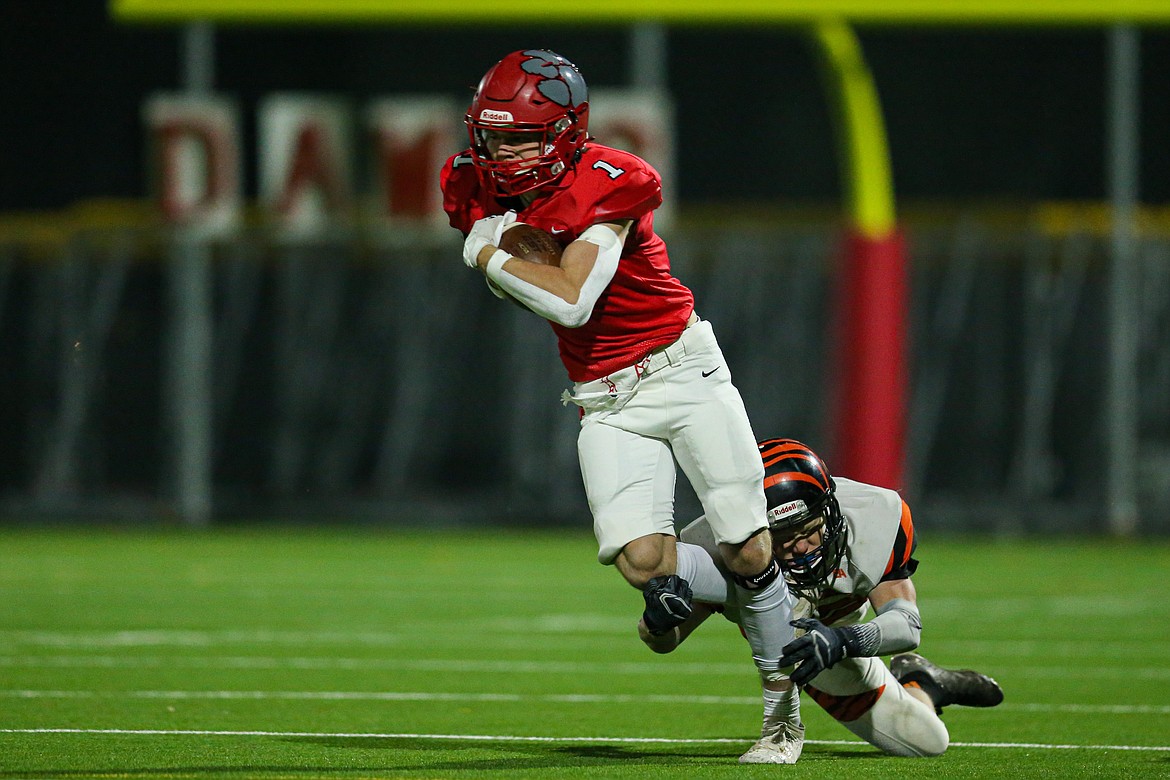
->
[5, 689, 1170, 715]
[0, 629, 410, 648]
[1, 689, 757, 705]
[0, 728, 1167, 752]
[12, 628, 1165, 660]
[0, 621, 627, 649]
[3, 653, 1170, 680]
[0, 655, 747, 675]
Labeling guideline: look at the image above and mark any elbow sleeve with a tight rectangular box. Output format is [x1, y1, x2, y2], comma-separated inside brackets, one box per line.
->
[870, 598, 922, 656]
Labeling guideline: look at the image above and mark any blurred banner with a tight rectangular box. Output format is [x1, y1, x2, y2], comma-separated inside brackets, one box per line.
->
[590, 89, 676, 230]
[144, 94, 241, 236]
[259, 95, 355, 237]
[141, 89, 676, 232]
[366, 96, 461, 229]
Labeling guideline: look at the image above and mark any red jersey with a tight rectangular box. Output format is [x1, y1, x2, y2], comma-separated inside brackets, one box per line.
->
[441, 142, 694, 382]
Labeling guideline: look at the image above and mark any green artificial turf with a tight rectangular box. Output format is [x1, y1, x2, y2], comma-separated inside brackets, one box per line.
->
[0, 526, 1167, 779]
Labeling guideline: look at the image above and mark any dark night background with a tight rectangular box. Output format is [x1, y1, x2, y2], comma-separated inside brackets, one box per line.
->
[3, 2, 1169, 213]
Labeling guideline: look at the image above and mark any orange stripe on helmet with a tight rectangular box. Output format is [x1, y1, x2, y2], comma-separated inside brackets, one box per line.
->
[761, 450, 818, 466]
[759, 439, 808, 457]
[763, 472, 825, 491]
[758, 438, 832, 491]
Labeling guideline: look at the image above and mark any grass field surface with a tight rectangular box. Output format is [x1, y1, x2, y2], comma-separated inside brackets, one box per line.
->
[1, 526, 1167, 779]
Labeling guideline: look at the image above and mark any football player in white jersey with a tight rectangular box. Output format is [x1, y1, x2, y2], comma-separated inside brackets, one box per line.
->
[639, 438, 1003, 764]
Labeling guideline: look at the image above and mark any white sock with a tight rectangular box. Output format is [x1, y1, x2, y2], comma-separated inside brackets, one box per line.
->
[737, 575, 796, 673]
[675, 542, 732, 603]
[761, 683, 802, 737]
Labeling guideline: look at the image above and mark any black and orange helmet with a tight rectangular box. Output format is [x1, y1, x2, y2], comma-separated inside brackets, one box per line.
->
[757, 438, 847, 596]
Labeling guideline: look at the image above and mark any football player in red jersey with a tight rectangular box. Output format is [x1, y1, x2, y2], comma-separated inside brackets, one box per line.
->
[442, 50, 793, 684]
[640, 439, 1004, 764]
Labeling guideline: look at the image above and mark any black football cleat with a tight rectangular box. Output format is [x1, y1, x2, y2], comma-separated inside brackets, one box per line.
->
[890, 652, 1004, 714]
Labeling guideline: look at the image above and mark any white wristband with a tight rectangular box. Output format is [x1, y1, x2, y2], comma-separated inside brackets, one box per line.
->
[485, 248, 511, 282]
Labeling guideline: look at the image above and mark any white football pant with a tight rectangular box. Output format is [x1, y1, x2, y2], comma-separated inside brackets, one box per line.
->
[804, 655, 949, 757]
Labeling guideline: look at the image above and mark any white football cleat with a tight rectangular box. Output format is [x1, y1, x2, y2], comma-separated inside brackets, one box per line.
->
[738, 721, 805, 764]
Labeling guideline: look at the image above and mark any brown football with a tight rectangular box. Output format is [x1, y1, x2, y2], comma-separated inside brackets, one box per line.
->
[498, 223, 564, 267]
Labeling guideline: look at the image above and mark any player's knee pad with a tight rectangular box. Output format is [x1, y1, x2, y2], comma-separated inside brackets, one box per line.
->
[642, 574, 693, 635]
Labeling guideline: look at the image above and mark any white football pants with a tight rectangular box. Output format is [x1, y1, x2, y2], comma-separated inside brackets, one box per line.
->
[805, 655, 950, 757]
[576, 320, 768, 563]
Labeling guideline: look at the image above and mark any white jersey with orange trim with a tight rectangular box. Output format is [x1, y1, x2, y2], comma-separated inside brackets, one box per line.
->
[813, 477, 912, 626]
[680, 477, 946, 758]
[679, 477, 914, 626]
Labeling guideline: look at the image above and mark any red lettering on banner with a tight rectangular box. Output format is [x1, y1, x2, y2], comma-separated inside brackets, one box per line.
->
[372, 127, 444, 218]
[276, 123, 350, 216]
[154, 119, 238, 223]
[141, 90, 673, 231]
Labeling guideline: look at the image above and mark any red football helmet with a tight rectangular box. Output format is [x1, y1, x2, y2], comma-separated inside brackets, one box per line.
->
[465, 49, 590, 198]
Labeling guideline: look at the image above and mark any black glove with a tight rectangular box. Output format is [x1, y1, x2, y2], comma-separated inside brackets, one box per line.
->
[642, 575, 693, 635]
[778, 617, 850, 686]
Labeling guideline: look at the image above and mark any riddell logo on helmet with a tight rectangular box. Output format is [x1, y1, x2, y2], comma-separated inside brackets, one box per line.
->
[479, 109, 514, 123]
[768, 500, 807, 524]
